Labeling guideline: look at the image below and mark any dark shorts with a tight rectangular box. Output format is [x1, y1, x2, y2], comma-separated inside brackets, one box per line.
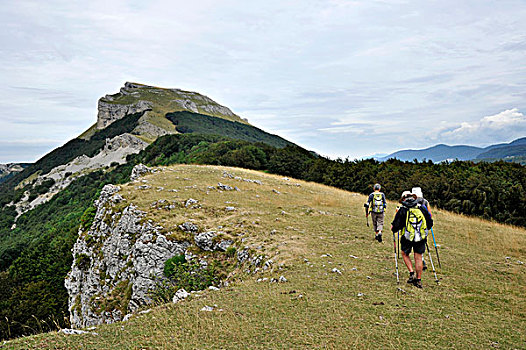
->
[400, 236, 426, 255]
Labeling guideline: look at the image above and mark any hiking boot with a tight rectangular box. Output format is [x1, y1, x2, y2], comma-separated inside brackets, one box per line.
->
[377, 234, 382, 242]
[413, 279, 423, 289]
[407, 272, 415, 284]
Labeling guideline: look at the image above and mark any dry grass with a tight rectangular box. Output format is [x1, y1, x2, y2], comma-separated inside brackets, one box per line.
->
[7, 165, 526, 349]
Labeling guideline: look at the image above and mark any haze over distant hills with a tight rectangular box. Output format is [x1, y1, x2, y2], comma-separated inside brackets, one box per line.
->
[377, 137, 526, 163]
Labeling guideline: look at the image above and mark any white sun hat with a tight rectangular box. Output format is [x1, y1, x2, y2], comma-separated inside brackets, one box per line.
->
[412, 187, 423, 198]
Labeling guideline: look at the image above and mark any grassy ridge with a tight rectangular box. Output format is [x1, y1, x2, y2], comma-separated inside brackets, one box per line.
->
[8, 165, 525, 349]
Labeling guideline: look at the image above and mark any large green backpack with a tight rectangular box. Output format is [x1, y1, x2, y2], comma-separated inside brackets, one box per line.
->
[403, 206, 428, 242]
[371, 192, 384, 213]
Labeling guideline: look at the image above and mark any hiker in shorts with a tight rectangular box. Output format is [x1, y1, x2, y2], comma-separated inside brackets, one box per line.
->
[364, 183, 387, 242]
[412, 187, 431, 270]
[391, 191, 433, 288]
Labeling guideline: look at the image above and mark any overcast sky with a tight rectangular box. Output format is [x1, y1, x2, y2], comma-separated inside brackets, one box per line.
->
[1, 0, 525, 163]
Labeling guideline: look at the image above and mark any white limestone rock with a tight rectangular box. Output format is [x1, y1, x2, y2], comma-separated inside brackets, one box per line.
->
[96, 100, 152, 129]
[65, 185, 191, 328]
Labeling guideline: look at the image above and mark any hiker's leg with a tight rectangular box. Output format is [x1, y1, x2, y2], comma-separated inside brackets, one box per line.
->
[377, 213, 384, 235]
[401, 250, 413, 273]
[414, 252, 423, 279]
[372, 213, 379, 236]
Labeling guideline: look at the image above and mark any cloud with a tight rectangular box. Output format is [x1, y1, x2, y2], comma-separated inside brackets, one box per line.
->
[434, 109, 526, 145]
[318, 123, 370, 134]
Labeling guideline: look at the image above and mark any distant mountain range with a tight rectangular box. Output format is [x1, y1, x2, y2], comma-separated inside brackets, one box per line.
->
[377, 137, 526, 163]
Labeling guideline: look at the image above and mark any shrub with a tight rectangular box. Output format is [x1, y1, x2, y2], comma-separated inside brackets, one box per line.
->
[225, 246, 237, 258]
[163, 254, 187, 278]
[80, 206, 97, 231]
[152, 258, 221, 303]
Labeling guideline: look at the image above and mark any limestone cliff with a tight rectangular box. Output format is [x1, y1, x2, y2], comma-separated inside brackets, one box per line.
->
[64, 165, 240, 328]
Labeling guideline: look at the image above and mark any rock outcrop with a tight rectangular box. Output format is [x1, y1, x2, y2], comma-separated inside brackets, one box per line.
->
[97, 100, 152, 129]
[65, 184, 191, 327]
[64, 166, 238, 328]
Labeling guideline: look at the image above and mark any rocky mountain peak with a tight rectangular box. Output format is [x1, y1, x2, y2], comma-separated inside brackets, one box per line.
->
[96, 82, 245, 131]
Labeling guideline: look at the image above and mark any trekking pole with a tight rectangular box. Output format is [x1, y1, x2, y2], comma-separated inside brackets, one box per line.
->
[425, 241, 439, 284]
[364, 205, 369, 227]
[430, 228, 442, 268]
[393, 232, 399, 283]
[397, 231, 400, 259]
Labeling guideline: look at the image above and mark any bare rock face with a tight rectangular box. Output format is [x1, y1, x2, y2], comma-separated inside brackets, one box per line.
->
[12, 134, 148, 219]
[97, 100, 152, 129]
[65, 184, 190, 328]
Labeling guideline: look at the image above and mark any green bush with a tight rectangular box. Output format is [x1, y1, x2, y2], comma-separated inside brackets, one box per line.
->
[80, 206, 97, 231]
[163, 254, 187, 278]
[152, 259, 221, 304]
[75, 253, 91, 271]
[225, 246, 237, 258]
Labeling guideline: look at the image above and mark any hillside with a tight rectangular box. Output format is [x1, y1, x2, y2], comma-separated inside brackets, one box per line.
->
[379, 137, 526, 163]
[0, 83, 294, 220]
[7, 164, 526, 349]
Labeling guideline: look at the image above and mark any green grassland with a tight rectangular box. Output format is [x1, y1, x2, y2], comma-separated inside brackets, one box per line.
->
[7, 164, 525, 349]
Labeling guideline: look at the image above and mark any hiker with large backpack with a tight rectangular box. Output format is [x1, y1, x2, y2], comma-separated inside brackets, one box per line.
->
[412, 187, 430, 270]
[412, 187, 442, 268]
[364, 183, 387, 242]
[391, 191, 433, 288]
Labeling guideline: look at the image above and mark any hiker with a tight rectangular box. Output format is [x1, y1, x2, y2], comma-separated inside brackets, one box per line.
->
[412, 187, 431, 214]
[364, 183, 387, 242]
[412, 187, 431, 270]
[391, 191, 433, 288]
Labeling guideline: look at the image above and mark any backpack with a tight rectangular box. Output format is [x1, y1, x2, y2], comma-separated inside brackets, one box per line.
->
[404, 206, 428, 242]
[371, 192, 384, 213]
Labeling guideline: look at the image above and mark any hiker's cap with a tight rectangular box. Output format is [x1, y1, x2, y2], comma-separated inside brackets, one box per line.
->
[401, 190, 416, 200]
[412, 187, 423, 198]
[374, 183, 381, 190]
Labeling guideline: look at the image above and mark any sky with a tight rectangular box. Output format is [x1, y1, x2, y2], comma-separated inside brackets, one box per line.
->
[1, 0, 525, 163]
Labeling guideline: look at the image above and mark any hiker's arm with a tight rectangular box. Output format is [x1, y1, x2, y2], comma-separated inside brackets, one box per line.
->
[364, 194, 373, 214]
[382, 193, 387, 209]
[391, 208, 405, 232]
